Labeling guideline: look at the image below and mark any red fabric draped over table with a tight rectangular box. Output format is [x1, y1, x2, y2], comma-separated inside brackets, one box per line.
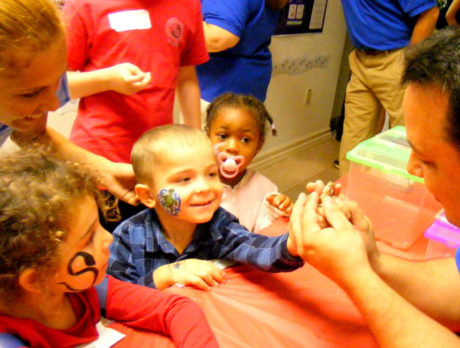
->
[111, 176, 442, 347]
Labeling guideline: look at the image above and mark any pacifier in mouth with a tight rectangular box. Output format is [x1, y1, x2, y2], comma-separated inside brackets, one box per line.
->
[214, 144, 245, 179]
[218, 153, 245, 179]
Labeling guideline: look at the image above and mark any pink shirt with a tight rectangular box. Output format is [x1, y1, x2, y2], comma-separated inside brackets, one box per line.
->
[221, 169, 287, 233]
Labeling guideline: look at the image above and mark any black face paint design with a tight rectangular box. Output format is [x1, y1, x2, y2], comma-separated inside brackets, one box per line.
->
[58, 251, 99, 292]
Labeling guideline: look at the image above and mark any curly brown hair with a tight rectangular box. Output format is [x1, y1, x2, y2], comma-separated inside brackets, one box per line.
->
[0, 147, 114, 301]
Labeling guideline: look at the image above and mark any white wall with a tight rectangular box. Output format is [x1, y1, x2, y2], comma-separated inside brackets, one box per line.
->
[254, 1, 347, 167]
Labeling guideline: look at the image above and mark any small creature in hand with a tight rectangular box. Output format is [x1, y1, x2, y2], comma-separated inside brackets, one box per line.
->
[318, 181, 335, 206]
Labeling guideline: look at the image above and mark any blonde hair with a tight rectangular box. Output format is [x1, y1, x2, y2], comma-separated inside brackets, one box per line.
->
[0, 0, 64, 76]
[131, 124, 213, 185]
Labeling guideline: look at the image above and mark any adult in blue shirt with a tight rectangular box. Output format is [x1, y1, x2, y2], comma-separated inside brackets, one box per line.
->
[338, 0, 439, 177]
[196, 0, 288, 119]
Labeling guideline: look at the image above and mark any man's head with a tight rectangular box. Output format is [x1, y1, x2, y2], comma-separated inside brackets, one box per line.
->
[131, 124, 223, 224]
[403, 27, 460, 225]
[403, 27, 460, 147]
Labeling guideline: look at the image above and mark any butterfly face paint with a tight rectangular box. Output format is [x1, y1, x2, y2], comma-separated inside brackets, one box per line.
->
[58, 251, 98, 292]
[214, 143, 245, 179]
[158, 187, 181, 215]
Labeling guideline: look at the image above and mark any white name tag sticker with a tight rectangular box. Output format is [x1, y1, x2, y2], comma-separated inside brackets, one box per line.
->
[108, 10, 151, 32]
[76, 322, 125, 348]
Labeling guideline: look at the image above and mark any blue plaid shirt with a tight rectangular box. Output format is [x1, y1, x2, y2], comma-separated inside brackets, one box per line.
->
[108, 207, 303, 288]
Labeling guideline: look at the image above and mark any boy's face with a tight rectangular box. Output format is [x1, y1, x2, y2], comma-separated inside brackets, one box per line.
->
[0, 38, 66, 131]
[150, 140, 223, 224]
[48, 195, 113, 294]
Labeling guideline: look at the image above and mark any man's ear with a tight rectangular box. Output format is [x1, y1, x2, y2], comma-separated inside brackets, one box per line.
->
[18, 268, 42, 294]
[135, 184, 156, 208]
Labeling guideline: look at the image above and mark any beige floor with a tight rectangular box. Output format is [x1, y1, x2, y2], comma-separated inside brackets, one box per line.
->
[257, 136, 341, 201]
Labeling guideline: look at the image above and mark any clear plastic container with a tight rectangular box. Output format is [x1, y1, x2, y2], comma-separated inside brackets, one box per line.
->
[346, 126, 442, 250]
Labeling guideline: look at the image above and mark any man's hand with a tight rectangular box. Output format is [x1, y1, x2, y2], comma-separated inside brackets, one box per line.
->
[341, 199, 380, 267]
[305, 180, 342, 228]
[154, 259, 226, 290]
[289, 192, 376, 286]
[305, 179, 341, 198]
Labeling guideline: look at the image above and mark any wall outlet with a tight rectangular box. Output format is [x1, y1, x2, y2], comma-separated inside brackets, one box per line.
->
[305, 88, 312, 104]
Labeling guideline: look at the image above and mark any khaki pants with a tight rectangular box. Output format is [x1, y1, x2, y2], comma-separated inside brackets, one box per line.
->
[339, 48, 406, 177]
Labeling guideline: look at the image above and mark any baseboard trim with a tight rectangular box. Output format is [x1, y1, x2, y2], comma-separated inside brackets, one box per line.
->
[250, 128, 333, 171]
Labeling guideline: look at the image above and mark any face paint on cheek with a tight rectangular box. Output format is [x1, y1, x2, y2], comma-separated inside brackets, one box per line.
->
[158, 187, 181, 216]
[58, 251, 99, 292]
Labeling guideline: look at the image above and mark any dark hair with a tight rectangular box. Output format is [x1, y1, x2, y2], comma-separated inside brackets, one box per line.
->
[205, 92, 277, 139]
[0, 147, 116, 301]
[402, 27, 460, 147]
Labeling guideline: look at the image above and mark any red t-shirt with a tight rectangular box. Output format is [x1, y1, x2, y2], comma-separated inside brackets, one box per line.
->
[0, 276, 218, 347]
[62, 0, 209, 163]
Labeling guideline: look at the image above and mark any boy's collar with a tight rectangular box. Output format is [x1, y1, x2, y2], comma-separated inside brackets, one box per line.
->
[146, 208, 225, 251]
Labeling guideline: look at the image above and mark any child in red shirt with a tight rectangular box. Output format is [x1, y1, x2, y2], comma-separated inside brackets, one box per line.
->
[0, 148, 218, 348]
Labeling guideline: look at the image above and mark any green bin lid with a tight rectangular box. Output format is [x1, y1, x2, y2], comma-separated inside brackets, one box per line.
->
[346, 126, 424, 183]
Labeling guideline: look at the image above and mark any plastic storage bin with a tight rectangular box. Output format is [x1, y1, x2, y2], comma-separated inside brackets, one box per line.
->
[425, 211, 460, 259]
[346, 126, 442, 250]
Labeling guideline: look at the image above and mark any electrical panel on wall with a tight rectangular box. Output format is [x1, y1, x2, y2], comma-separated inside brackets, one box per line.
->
[275, 0, 328, 35]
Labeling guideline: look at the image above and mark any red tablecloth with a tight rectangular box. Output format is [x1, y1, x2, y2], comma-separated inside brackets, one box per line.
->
[111, 176, 443, 347]
[110, 218, 439, 348]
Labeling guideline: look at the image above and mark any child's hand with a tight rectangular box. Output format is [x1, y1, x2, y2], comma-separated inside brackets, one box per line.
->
[266, 193, 293, 216]
[106, 63, 152, 95]
[154, 259, 226, 291]
[100, 161, 138, 205]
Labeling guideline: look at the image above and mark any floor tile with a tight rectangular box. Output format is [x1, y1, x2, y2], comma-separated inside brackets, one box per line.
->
[284, 167, 340, 201]
[259, 137, 341, 199]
